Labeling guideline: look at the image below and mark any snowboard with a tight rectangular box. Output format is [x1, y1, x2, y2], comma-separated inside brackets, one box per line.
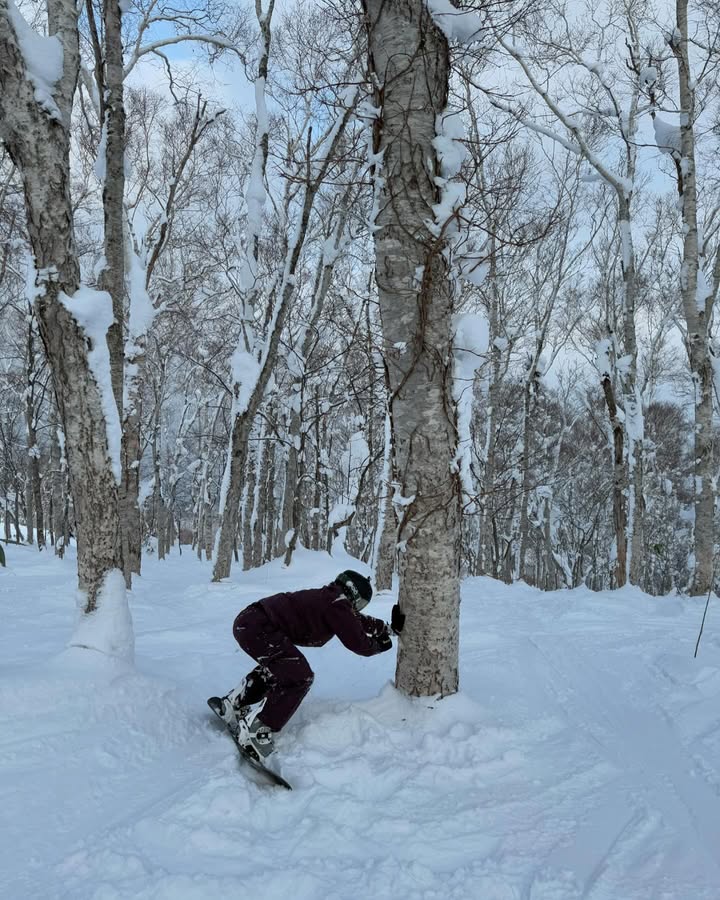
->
[207, 697, 292, 790]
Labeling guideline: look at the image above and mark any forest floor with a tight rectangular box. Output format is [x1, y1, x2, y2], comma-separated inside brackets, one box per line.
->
[1, 542, 720, 899]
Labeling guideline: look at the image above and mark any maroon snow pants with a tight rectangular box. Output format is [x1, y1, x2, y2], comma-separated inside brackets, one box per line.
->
[232, 603, 314, 732]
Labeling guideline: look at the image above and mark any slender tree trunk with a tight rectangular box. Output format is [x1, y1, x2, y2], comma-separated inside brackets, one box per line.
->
[100, 0, 125, 419]
[24, 317, 35, 546]
[14, 486, 21, 543]
[251, 425, 265, 568]
[479, 253, 501, 578]
[24, 465, 33, 545]
[50, 406, 63, 551]
[616, 195, 644, 587]
[600, 366, 627, 588]
[280, 406, 301, 561]
[517, 377, 534, 582]
[311, 388, 322, 552]
[3, 479, 10, 543]
[365, 0, 461, 697]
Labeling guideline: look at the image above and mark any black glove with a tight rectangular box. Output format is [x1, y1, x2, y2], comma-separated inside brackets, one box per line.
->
[376, 626, 393, 652]
[391, 604, 405, 635]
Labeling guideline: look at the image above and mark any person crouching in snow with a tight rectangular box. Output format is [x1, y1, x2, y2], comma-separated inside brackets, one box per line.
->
[214, 570, 404, 763]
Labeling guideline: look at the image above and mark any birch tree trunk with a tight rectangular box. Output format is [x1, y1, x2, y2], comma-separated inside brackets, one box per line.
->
[478, 245, 503, 578]
[364, 0, 461, 697]
[670, 2, 714, 595]
[516, 369, 536, 582]
[0, 0, 124, 616]
[24, 311, 39, 545]
[99, 0, 125, 419]
[49, 406, 62, 549]
[262, 436, 277, 563]
[374, 488, 396, 591]
[599, 354, 628, 588]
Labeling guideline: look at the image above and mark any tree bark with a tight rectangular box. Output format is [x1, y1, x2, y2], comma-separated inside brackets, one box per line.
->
[0, 0, 123, 612]
[364, 0, 461, 697]
[670, 2, 714, 595]
[601, 368, 627, 587]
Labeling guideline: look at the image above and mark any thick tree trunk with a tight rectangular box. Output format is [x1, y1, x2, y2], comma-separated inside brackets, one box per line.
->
[671, 2, 714, 595]
[1, 0, 124, 616]
[365, 0, 461, 697]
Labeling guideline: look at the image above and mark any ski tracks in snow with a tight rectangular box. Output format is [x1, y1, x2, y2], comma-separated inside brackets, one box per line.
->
[517, 625, 720, 899]
[3, 554, 720, 899]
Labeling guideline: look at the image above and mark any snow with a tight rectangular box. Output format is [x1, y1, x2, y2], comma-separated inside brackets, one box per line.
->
[126, 245, 155, 346]
[6, 0, 64, 119]
[125, 244, 156, 409]
[457, 250, 488, 286]
[595, 337, 613, 378]
[95, 121, 108, 184]
[429, 182, 466, 236]
[2, 545, 720, 898]
[229, 346, 262, 416]
[453, 312, 489, 498]
[697, 268, 712, 313]
[433, 107, 467, 178]
[653, 116, 681, 158]
[60, 286, 122, 482]
[339, 430, 370, 494]
[239, 75, 269, 290]
[429, 107, 467, 238]
[619, 219, 632, 271]
[426, 0, 484, 43]
[327, 502, 354, 527]
[68, 568, 134, 661]
[640, 66, 658, 87]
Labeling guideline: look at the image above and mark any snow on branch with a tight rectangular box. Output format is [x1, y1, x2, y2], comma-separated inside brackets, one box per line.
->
[5, 0, 64, 120]
[489, 96, 582, 156]
[59, 287, 122, 483]
[429, 105, 468, 238]
[452, 312, 488, 501]
[426, 0, 484, 44]
[499, 37, 633, 199]
[124, 33, 246, 78]
[652, 116, 681, 159]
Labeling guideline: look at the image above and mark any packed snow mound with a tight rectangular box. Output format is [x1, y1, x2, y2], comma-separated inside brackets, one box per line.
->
[1, 544, 720, 898]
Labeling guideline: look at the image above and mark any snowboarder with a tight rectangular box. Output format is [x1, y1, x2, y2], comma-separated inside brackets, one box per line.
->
[214, 570, 405, 763]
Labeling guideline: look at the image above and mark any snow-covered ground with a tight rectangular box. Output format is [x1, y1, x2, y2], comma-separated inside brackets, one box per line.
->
[1, 543, 720, 900]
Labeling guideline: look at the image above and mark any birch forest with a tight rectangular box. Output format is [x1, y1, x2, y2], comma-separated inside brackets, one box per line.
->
[1, 0, 720, 681]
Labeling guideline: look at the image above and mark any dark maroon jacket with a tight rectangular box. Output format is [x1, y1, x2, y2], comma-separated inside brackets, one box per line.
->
[259, 583, 390, 656]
